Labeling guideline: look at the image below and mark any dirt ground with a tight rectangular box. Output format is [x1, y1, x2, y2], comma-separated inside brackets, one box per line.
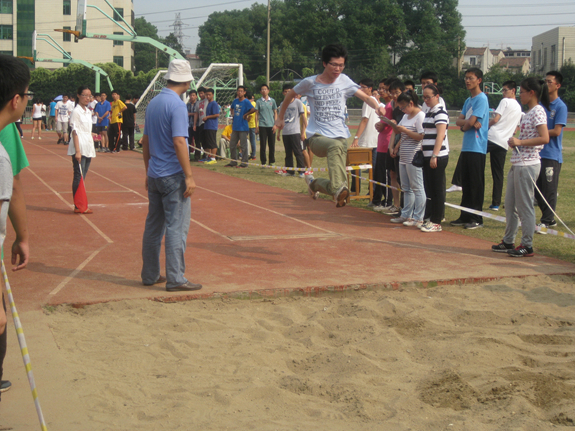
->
[3, 274, 573, 430]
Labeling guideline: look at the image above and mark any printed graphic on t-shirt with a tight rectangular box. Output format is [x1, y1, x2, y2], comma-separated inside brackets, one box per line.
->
[314, 87, 342, 124]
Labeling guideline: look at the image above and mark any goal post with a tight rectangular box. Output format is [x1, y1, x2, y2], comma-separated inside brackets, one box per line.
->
[135, 63, 243, 132]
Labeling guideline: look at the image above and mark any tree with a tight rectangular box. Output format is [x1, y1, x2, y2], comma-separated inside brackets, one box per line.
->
[134, 17, 187, 73]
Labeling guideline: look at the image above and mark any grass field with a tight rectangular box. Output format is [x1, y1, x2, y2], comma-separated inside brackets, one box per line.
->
[191, 129, 575, 264]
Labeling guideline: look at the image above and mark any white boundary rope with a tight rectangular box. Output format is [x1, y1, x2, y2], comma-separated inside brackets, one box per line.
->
[1, 261, 48, 431]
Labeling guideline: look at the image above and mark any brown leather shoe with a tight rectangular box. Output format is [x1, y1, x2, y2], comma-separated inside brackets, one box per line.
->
[166, 281, 202, 292]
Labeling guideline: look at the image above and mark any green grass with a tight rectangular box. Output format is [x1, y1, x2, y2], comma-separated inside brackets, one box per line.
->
[193, 129, 575, 264]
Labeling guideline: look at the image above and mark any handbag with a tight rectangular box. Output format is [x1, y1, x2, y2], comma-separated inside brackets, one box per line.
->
[412, 150, 424, 168]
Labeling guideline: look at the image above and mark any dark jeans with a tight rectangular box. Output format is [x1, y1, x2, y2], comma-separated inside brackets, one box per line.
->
[122, 125, 135, 150]
[535, 158, 561, 224]
[459, 152, 486, 224]
[108, 122, 122, 151]
[72, 156, 92, 198]
[487, 141, 507, 206]
[15, 122, 23, 137]
[259, 126, 275, 165]
[282, 133, 305, 175]
[372, 151, 389, 206]
[194, 124, 204, 160]
[188, 126, 196, 154]
[451, 153, 462, 186]
[423, 155, 449, 224]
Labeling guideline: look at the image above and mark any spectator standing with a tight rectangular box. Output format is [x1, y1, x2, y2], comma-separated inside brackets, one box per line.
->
[371, 78, 394, 210]
[420, 84, 450, 233]
[256, 84, 278, 165]
[450, 68, 489, 230]
[141, 59, 202, 292]
[41, 101, 47, 130]
[108, 90, 126, 153]
[94, 92, 111, 152]
[492, 78, 549, 257]
[247, 93, 257, 160]
[55, 95, 74, 144]
[202, 88, 220, 164]
[48, 98, 57, 131]
[186, 90, 198, 159]
[88, 94, 100, 151]
[122, 94, 137, 150]
[535, 71, 568, 233]
[31, 99, 43, 139]
[486, 81, 522, 211]
[224, 86, 256, 168]
[276, 83, 307, 177]
[68, 86, 96, 214]
[194, 87, 208, 161]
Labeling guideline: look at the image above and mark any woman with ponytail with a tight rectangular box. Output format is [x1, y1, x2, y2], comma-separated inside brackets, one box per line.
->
[492, 78, 549, 257]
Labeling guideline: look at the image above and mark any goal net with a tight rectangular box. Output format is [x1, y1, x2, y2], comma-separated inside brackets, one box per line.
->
[135, 63, 243, 132]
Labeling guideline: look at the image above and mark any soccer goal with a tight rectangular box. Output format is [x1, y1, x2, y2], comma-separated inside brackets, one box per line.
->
[135, 63, 244, 129]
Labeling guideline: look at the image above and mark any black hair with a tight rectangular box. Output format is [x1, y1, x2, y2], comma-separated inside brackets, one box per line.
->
[205, 88, 214, 95]
[520, 78, 550, 111]
[197, 87, 206, 93]
[388, 79, 405, 92]
[321, 43, 347, 65]
[404, 80, 415, 88]
[282, 83, 294, 91]
[126, 94, 132, 100]
[384, 77, 396, 86]
[502, 80, 516, 93]
[397, 90, 419, 107]
[0, 55, 30, 111]
[465, 67, 483, 81]
[546, 70, 563, 85]
[260, 84, 269, 90]
[419, 71, 438, 83]
[99, 92, 106, 96]
[423, 84, 440, 96]
[188, 90, 197, 95]
[237, 85, 246, 91]
[245, 92, 253, 100]
[359, 78, 374, 89]
[94, 92, 101, 97]
[111, 90, 119, 95]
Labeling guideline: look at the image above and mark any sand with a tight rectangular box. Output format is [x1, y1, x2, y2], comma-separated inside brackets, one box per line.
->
[2, 274, 575, 430]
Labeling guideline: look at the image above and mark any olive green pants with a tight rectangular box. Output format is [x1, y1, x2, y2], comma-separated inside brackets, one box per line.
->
[308, 134, 347, 197]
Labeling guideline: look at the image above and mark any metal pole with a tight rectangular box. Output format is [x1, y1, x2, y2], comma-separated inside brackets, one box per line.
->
[266, 0, 270, 86]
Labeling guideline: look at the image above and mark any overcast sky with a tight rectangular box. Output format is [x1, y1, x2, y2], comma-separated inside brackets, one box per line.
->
[134, 0, 575, 53]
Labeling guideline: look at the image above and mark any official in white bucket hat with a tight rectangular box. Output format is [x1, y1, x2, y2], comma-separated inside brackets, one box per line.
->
[164, 59, 194, 83]
[140, 58, 202, 292]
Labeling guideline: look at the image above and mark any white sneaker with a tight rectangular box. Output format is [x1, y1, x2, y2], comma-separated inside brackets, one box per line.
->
[382, 205, 401, 215]
[420, 222, 442, 233]
[446, 185, 462, 193]
[275, 169, 288, 176]
[535, 223, 549, 234]
[390, 216, 408, 224]
[31, 136, 34, 140]
[38, 137, 42, 140]
[304, 175, 319, 200]
[373, 205, 386, 212]
[403, 219, 423, 227]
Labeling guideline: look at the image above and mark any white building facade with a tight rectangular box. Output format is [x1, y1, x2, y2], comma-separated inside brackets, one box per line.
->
[531, 27, 575, 74]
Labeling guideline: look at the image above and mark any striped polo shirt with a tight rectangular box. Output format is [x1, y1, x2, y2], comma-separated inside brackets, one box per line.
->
[422, 104, 449, 158]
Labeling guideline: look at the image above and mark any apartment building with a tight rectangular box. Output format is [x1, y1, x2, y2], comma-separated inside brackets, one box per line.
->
[531, 27, 575, 74]
[0, 0, 134, 71]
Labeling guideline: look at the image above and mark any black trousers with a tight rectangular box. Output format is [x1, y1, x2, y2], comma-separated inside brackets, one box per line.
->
[487, 141, 507, 207]
[122, 125, 135, 150]
[194, 124, 204, 160]
[451, 153, 462, 186]
[535, 158, 561, 225]
[282, 134, 305, 175]
[259, 126, 276, 165]
[188, 126, 196, 154]
[0, 295, 6, 400]
[423, 155, 449, 224]
[458, 152, 486, 223]
[108, 122, 122, 151]
[372, 151, 389, 206]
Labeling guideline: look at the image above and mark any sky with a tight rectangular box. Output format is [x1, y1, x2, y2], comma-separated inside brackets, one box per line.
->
[133, 0, 575, 53]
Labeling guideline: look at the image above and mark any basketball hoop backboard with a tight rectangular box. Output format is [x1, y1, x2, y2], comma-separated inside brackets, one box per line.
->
[76, 0, 87, 37]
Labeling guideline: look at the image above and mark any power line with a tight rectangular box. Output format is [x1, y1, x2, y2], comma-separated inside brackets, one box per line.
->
[135, 0, 256, 17]
[467, 22, 575, 28]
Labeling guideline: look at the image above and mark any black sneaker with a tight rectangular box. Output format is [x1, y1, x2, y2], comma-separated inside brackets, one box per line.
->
[492, 241, 514, 253]
[464, 222, 483, 229]
[450, 219, 466, 226]
[508, 245, 534, 258]
[0, 380, 11, 392]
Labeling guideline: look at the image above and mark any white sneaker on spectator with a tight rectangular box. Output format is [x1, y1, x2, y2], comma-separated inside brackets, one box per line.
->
[446, 185, 462, 193]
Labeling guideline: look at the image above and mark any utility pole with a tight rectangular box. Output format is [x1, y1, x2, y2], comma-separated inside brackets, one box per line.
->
[170, 13, 189, 51]
[266, 0, 271, 85]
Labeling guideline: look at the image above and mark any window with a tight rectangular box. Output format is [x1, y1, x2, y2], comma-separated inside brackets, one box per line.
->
[0, 25, 12, 40]
[63, 26, 71, 42]
[63, 0, 71, 15]
[538, 49, 541, 65]
[0, 50, 12, 55]
[0, 0, 13, 14]
[470, 57, 476, 66]
[551, 45, 556, 65]
[131, 10, 135, 28]
[113, 56, 124, 67]
[113, 32, 123, 46]
[113, 7, 123, 22]
[543, 48, 547, 68]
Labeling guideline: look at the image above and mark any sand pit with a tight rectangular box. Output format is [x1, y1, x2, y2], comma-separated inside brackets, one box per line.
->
[5, 275, 575, 430]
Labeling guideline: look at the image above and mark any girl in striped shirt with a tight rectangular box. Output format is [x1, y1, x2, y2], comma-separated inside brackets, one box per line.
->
[389, 92, 426, 227]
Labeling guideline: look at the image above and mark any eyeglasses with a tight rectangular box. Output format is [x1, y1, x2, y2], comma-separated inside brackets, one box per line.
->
[398, 105, 409, 112]
[327, 62, 345, 69]
[79, 94, 91, 97]
[18, 92, 34, 100]
[422, 95, 434, 100]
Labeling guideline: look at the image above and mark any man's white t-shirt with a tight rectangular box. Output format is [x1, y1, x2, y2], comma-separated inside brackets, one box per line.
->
[358, 96, 381, 149]
[488, 97, 523, 150]
[56, 100, 74, 122]
[88, 100, 98, 124]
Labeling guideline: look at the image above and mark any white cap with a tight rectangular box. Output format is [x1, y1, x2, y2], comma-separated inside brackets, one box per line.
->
[165, 59, 193, 83]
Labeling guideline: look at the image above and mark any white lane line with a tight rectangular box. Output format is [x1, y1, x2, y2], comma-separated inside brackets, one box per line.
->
[48, 244, 109, 296]
[26, 167, 113, 243]
[190, 218, 233, 242]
